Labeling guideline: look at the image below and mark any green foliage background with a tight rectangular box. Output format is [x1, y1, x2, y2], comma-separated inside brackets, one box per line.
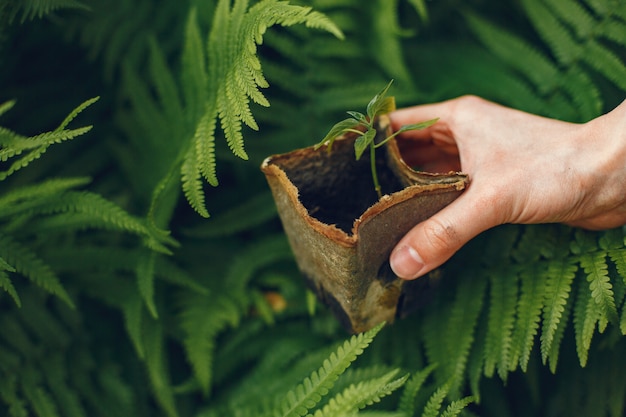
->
[1, 0, 626, 416]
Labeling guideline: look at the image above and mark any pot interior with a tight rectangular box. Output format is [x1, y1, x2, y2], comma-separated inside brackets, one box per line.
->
[276, 138, 404, 234]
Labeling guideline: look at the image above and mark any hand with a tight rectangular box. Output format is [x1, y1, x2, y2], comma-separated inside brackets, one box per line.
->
[388, 95, 626, 279]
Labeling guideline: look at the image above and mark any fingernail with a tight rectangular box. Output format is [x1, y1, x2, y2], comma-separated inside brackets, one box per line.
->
[390, 245, 425, 279]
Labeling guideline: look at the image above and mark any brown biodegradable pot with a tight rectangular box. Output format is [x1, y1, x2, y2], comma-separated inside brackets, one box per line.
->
[261, 115, 468, 333]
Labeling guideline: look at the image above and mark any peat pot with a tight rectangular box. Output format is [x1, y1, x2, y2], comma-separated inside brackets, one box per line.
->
[261, 116, 468, 333]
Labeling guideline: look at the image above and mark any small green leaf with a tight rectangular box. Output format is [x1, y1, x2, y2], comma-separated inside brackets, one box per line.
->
[346, 111, 367, 123]
[354, 129, 376, 160]
[397, 118, 439, 133]
[314, 118, 361, 151]
[366, 80, 395, 119]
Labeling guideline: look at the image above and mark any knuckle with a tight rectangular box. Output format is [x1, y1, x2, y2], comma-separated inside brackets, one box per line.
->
[421, 217, 459, 254]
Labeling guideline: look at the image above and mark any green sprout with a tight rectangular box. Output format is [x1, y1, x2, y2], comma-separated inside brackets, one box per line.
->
[315, 80, 438, 198]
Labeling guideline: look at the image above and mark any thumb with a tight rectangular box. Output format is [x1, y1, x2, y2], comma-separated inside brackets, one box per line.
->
[389, 189, 499, 279]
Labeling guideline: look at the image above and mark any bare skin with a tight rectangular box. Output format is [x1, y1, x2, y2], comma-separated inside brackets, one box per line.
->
[388, 95, 626, 279]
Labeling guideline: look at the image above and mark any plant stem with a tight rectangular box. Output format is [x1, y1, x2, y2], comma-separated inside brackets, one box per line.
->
[370, 144, 382, 198]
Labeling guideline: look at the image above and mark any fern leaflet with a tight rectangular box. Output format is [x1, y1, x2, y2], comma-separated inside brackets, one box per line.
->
[274, 322, 384, 417]
[420, 382, 449, 417]
[397, 364, 437, 416]
[308, 369, 408, 417]
[541, 257, 577, 364]
[580, 251, 618, 325]
[0, 234, 73, 307]
[439, 396, 475, 417]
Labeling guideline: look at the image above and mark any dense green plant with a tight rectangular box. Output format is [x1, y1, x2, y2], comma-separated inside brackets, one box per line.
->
[1, 0, 626, 416]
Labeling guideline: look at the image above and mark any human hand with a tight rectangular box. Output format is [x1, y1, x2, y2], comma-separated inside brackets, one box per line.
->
[389, 95, 626, 279]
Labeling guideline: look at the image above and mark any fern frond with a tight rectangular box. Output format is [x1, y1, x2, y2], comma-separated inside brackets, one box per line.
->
[33, 191, 176, 254]
[56, 96, 100, 130]
[0, 234, 73, 307]
[273, 322, 384, 417]
[583, 40, 626, 91]
[310, 369, 408, 417]
[541, 257, 577, 365]
[121, 289, 146, 359]
[195, 111, 219, 186]
[437, 272, 486, 395]
[11, 0, 88, 22]
[464, 11, 559, 95]
[0, 270, 20, 307]
[178, 0, 342, 215]
[22, 384, 60, 417]
[0, 100, 16, 116]
[509, 264, 546, 372]
[181, 144, 209, 218]
[397, 364, 437, 416]
[546, 285, 574, 373]
[573, 277, 599, 367]
[579, 251, 618, 325]
[183, 192, 276, 238]
[439, 396, 474, 417]
[521, 0, 578, 65]
[181, 8, 207, 123]
[543, 0, 595, 39]
[0, 98, 97, 180]
[147, 39, 184, 130]
[0, 177, 91, 212]
[142, 316, 178, 417]
[136, 250, 158, 319]
[179, 292, 242, 395]
[483, 265, 518, 379]
[420, 382, 450, 417]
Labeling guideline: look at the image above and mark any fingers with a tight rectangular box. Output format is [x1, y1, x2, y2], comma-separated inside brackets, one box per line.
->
[390, 188, 501, 279]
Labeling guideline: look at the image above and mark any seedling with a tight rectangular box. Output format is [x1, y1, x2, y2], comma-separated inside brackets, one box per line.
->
[315, 80, 438, 198]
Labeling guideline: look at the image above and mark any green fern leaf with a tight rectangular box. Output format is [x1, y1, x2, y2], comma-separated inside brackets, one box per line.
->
[143, 316, 179, 417]
[183, 192, 276, 238]
[181, 143, 210, 218]
[195, 111, 219, 186]
[136, 250, 158, 319]
[397, 364, 437, 416]
[147, 39, 184, 129]
[33, 191, 175, 253]
[121, 290, 146, 359]
[0, 100, 16, 116]
[22, 384, 61, 417]
[439, 396, 474, 417]
[180, 292, 241, 395]
[179, 0, 342, 215]
[181, 8, 207, 123]
[573, 278, 599, 367]
[0, 270, 20, 307]
[56, 96, 100, 130]
[309, 369, 408, 417]
[11, 0, 88, 22]
[464, 11, 559, 95]
[483, 264, 518, 379]
[0, 235, 73, 307]
[0, 376, 28, 417]
[546, 286, 574, 373]
[521, 0, 578, 65]
[583, 40, 626, 91]
[543, 0, 595, 39]
[274, 322, 384, 417]
[540, 257, 577, 364]
[560, 67, 602, 121]
[509, 263, 546, 372]
[0, 177, 91, 212]
[580, 251, 618, 325]
[420, 382, 450, 417]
